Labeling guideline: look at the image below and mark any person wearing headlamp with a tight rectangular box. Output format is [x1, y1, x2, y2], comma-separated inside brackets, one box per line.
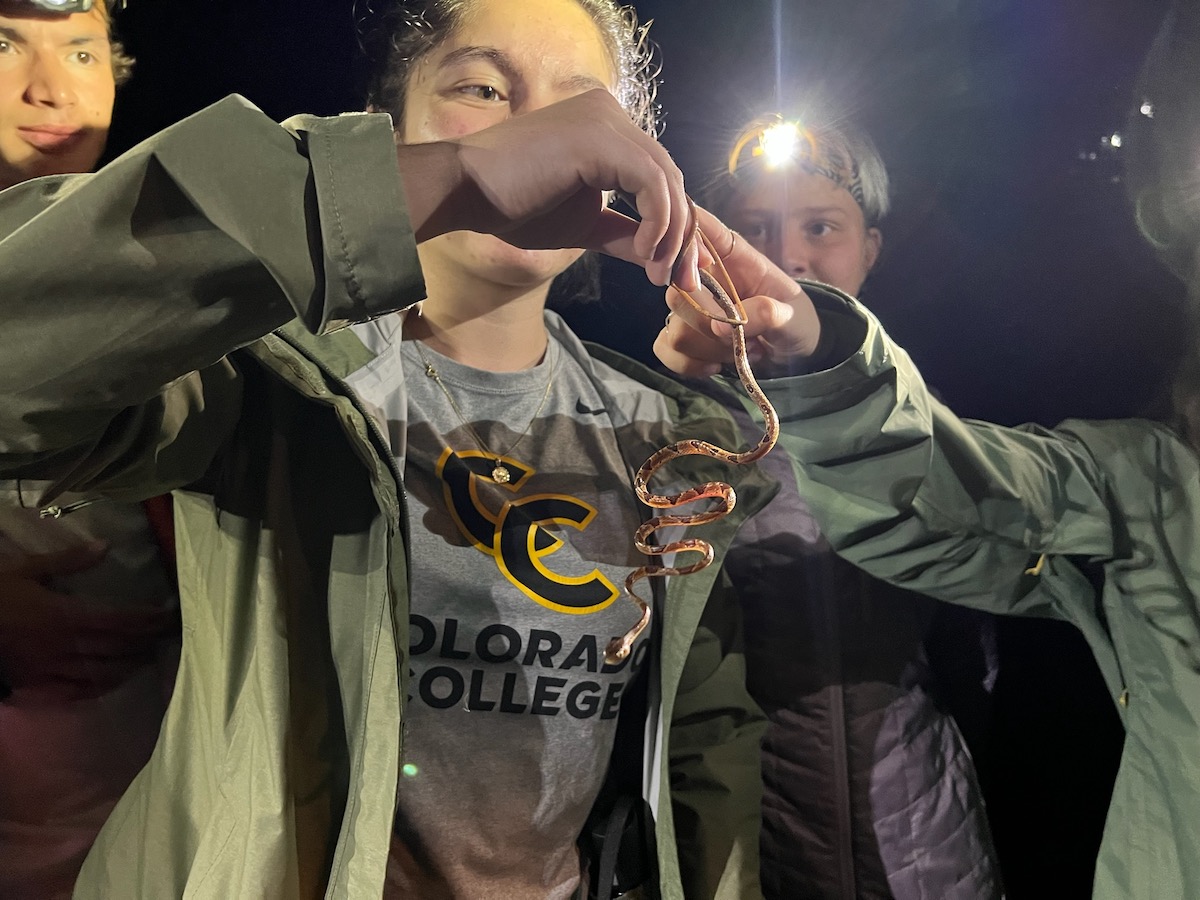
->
[656, 5, 1200, 896]
[0, 0, 130, 190]
[716, 116, 887, 291]
[0, 4, 180, 900]
[690, 114, 1002, 900]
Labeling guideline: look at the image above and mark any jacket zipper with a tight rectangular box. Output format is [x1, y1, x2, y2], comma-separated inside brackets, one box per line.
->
[38, 497, 100, 518]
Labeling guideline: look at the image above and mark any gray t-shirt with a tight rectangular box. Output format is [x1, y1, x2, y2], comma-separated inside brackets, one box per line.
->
[348, 315, 652, 900]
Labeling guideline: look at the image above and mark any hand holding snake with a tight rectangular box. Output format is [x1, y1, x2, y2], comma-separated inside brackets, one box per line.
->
[654, 206, 827, 378]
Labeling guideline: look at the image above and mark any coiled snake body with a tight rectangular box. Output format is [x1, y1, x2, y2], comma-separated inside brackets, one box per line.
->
[605, 230, 781, 664]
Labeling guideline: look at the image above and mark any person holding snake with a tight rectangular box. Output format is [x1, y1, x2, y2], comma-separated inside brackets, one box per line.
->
[655, 6, 1200, 897]
[661, 114, 1003, 900]
[0, 0, 777, 898]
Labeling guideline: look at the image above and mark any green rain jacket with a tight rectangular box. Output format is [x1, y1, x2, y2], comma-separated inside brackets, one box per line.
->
[765, 284, 1200, 900]
[0, 97, 770, 900]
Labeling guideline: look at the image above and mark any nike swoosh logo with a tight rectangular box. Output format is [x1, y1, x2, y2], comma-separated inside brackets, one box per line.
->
[575, 399, 607, 416]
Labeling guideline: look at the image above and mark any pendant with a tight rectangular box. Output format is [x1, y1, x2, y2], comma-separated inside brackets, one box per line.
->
[491, 464, 512, 484]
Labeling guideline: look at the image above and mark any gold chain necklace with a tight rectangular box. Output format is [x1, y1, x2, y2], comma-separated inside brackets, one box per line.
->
[411, 339, 559, 484]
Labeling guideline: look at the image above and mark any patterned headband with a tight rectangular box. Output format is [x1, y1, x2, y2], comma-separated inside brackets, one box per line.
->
[727, 116, 866, 210]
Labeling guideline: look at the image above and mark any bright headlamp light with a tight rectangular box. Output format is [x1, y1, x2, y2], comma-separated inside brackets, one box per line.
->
[726, 113, 868, 212]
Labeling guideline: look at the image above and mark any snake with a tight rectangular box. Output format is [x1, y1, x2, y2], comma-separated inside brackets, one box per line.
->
[605, 220, 781, 664]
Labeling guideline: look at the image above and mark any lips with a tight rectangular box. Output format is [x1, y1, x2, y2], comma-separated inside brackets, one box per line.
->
[18, 125, 84, 152]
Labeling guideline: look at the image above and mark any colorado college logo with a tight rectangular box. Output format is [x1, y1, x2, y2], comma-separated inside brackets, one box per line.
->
[438, 449, 620, 615]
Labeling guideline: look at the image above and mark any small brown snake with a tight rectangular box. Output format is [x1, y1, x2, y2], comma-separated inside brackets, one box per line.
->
[605, 213, 781, 664]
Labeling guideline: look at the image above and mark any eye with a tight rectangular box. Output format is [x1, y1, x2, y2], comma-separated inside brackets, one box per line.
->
[0, 40, 12, 54]
[72, 50, 97, 64]
[738, 221, 770, 243]
[460, 84, 505, 102]
[806, 221, 836, 238]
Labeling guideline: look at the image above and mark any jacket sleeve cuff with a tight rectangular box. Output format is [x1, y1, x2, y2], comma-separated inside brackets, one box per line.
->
[762, 284, 904, 416]
[288, 111, 426, 334]
[143, 96, 425, 336]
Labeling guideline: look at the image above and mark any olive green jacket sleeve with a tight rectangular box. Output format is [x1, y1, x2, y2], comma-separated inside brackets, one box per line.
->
[762, 284, 1118, 620]
[0, 95, 423, 504]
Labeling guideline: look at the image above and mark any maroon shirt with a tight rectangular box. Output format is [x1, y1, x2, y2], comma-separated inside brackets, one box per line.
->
[0, 496, 179, 899]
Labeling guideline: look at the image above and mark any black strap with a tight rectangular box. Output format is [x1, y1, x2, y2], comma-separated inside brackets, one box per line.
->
[596, 794, 638, 899]
[580, 638, 659, 899]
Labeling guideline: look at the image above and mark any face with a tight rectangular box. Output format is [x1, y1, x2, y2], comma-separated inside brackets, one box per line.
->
[0, 4, 114, 190]
[399, 0, 615, 291]
[726, 168, 881, 296]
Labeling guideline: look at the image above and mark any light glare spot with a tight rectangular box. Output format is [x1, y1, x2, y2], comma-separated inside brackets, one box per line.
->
[402, 763, 419, 778]
[760, 122, 801, 170]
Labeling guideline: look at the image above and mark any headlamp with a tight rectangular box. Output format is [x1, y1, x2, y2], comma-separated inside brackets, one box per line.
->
[24, 0, 95, 10]
[18, 0, 126, 12]
[728, 115, 818, 175]
[727, 113, 867, 210]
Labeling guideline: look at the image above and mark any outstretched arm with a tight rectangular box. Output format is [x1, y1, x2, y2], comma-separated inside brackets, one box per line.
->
[654, 207, 1120, 619]
[758, 284, 1121, 617]
[1, 91, 697, 503]
[0, 97, 422, 501]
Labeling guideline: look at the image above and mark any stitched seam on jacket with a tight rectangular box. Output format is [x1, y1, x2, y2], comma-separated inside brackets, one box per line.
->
[323, 130, 365, 313]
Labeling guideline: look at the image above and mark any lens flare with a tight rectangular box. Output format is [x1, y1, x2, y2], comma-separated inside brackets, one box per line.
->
[759, 122, 802, 169]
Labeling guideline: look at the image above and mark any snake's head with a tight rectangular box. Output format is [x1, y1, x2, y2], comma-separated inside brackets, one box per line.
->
[603, 639, 632, 666]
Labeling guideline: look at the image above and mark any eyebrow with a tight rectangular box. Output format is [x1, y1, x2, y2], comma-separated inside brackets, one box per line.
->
[437, 45, 609, 94]
[740, 205, 851, 218]
[792, 206, 851, 217]
[0, 24, 104, 46]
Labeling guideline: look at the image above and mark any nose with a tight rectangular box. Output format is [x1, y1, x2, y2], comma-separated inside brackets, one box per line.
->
[778, 222, 810, 277]
[23, 52, 78, 109]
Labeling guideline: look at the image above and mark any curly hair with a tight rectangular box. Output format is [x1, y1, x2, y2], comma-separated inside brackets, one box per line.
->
[86, 2, 133, 86]
[357, 0, 659, 136]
